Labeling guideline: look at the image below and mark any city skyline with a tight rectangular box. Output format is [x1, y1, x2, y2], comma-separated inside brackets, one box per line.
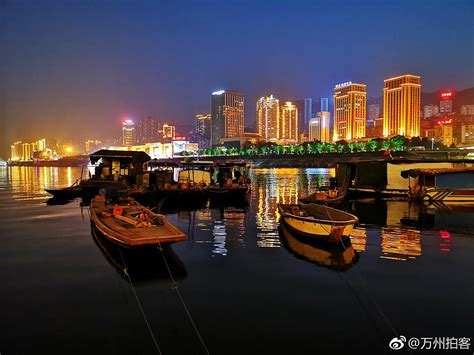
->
[2, 0, 473, 158]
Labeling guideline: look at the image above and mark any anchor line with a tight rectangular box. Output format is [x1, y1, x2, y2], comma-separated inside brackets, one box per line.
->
[118, 247, 163, 355]
[322, 204, 410, 352]
[156, 241, 210, 355]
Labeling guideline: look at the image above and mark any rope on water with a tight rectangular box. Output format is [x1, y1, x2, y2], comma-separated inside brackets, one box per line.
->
[118, 247, 163, 355]
[323, 203, 405, 347]
[157, 241, 210, 355]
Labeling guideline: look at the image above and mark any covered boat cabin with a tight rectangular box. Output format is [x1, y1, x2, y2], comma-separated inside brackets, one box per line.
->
[178, 160, 214, 185]
[142, 159, 178, 189]
[401, 167, 474, 202]
[212, 160, 250, 187]
[89, 150, 151, 185]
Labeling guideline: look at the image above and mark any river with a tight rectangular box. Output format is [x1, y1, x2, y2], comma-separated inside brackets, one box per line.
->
[1, 166, 473, 354]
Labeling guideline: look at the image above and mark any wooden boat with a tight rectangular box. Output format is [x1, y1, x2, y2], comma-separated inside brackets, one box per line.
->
[299, 188, 346, 206]
[279, 219, 358, 271]
[134, 159, 209, 209]
[90, 196, 187, 247]
[46, 185, 82, 200]
[343, 160, 474, 198]
[91, 224, 187, 284]
[401, 167, 474, 204]
[206, 160, 251, 203]
[277, 203, 358, 242]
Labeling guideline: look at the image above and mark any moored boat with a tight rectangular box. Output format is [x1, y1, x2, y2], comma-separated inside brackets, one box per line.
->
[277, 203, 358, 242]
[299, 188, 346, 206]
[279, 219, 358, 271]
[206, 160, 251, 204]
[132, 159, 208, 209]
[401, 167, 474, 204]
[46, 185, 82, 200]
[90, 196, 187, 247]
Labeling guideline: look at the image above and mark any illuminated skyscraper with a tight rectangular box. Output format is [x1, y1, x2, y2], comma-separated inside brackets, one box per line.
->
[211, 90, 244, 147]
[383, 74, 421, 138]
[136, 116, 160, 144]
[122, 119, 135, 146]
[256, 95, 280, 142]
[424, 104, 439, 119]
[308, 111, 330, 143]
[304, 98, 312, 128]
[333, 82, 366, 141]
[280, 102, 298, 144]
[162, 124, 176, 139]
[195, 113, 211, 138]
[439, 90, 454, 114]
[320, 98, 329, 112]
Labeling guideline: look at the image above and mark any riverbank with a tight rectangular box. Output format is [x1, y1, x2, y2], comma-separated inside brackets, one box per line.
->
[7, 155, 89, 167]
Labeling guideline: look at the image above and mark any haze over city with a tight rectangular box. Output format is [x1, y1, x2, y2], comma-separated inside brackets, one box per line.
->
[1, 0, 473, 158]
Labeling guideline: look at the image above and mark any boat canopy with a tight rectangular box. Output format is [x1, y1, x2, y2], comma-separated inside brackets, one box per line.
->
[401, 167, 474, 179]
[143, 159, 178, 170]
[90, 150, 151, 163]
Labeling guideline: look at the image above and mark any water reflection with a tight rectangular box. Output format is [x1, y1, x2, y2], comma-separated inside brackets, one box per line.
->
[380, 227, 421, 261]
[182, 207, 246, 256]
[279, 220, 359, 271]
[349, 228, 367, 252]
[1, 166, 84, 198]
[91, 225, 187, 285]
[250, 167, 334, 248]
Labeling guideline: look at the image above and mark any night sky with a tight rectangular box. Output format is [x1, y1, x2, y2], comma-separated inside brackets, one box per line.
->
[1, 0, 473, 157]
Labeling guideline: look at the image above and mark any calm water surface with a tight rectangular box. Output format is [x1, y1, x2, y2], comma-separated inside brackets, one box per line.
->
[1, 166, 473, 354]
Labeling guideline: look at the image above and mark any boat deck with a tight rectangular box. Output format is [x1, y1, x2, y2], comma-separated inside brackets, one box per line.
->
[92, 204, 187, 246]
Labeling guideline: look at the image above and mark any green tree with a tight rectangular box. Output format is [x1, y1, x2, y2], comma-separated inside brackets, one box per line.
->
[367, 140, 377, 152]
[390, 135, 408, 151]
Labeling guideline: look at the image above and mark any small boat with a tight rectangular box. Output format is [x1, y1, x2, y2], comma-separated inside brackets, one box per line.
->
[46, 184, 82, 200]
[279, 219, 359, 271]
[133, 159, 209, 210]
[299, 188, 346, 206]
[206, 160, 251, 203]
[278, 203, 358, 242]
[401, 167, 474, 204]
[91, 224, 187, 285]
[90, 196, 187, 247]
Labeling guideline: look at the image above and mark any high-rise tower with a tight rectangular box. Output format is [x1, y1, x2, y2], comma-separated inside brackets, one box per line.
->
[333, 82, 366, 141]
[383, 74, 421, 137]
[211, 90, 244, 147]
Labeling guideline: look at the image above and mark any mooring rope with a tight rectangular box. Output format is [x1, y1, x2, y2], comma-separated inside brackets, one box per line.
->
[322, 203, 407, 350]
[118, 247, 163, 355]
[156, 241, 210, 355]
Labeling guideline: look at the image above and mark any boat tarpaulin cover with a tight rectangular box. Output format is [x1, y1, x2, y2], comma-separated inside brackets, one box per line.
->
[354, 162, 387, 189]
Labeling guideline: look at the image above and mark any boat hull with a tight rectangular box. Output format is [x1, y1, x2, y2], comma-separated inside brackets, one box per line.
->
[90, 200, 187, 248]
[278, 204, 357, 243]
[424, 188, 474, 203]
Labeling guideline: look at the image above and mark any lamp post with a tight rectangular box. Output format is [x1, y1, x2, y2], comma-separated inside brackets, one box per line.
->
[431, 137, 434, 150]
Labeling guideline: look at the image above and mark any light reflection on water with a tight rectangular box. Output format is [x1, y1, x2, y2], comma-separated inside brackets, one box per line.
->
[250, 167, 334, 248]
[2, 166, 473, 262]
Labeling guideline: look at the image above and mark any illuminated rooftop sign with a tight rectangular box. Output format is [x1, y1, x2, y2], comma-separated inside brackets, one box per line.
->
[335, 81, 352, 88]
[212, 90, 225, 95]
[440, 90, 454, 99]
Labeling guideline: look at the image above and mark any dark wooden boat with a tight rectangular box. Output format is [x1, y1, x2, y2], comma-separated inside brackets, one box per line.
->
[299, 188, 347, 206]
[46, 185, 82, 200]
[278, 203, 358, 242]
[90, 197, 187, 247]
[279, 219, 358, 271]
[91, 224, 187, 284]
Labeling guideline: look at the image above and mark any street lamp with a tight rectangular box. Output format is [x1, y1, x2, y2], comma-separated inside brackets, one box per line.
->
[431, 137, 434, 150]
